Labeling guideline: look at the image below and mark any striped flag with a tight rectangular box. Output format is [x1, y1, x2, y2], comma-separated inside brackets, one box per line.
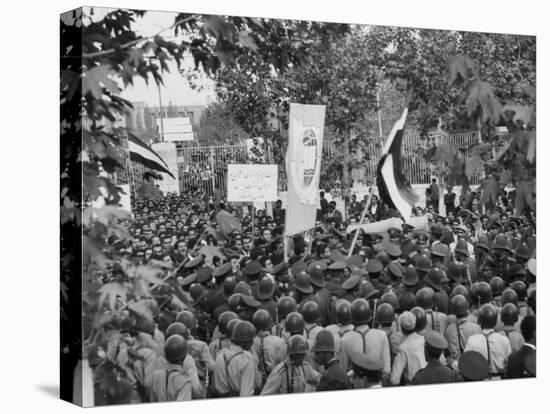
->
[128, 133, 175, 179]
[376, 106, 419, 219]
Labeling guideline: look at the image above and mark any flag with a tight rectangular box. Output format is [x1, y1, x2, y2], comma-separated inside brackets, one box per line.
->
[216, 210, 242, 238]
[128, 133, 175, 179]
[285, 103, 326, 236]
[376, 107, 419, 220]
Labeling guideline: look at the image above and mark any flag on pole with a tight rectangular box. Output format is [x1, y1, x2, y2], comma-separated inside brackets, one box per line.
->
[376, 106, 419, 220]
[285, 103, 326, 236]
[128, 133, 175, 179]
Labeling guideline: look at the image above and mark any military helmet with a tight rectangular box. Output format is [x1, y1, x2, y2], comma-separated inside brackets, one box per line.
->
[335, 299, 353, 325]
[510, 280, 527, 300]
[501, 303, 520, 326]
[252, 309, 273, 331]
[301, 301, 320, 324]
[450, 294, 469, 317]
[411, 306, 428, 332]
[351, 298, 372, 325]
[287, 335, 309, 355]
[477, 304, 498, 329]
[285, 312, 306, 335]
[226, 318, 240, 339]
[165, 322, 190, 340]
[176, 310, 197, 330]
[501, 288, 519, 306]
[375, 302, 395, 325]
[231, 320, 257, 343]
[451, 284, 471, 301]
[415, 287, 434, 310]
[277, 296, 297, 319]
[227, 293, 242, 312]
[218, 311, 239, 336]
[473, 282, 493, 304]
[489, 277, 506, 296]
[164, 334, 188, 363]
[380, 291, 399, 311]
[312, 329, 335, 352]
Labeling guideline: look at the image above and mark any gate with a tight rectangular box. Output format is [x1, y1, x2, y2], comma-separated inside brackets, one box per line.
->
[177, 144, 250, 196]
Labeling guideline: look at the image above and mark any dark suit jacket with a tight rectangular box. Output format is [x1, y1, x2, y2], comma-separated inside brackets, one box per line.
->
[506, 345, 535, 379]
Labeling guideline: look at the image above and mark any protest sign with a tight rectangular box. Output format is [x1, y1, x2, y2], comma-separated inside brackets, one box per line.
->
[227, 164, 278, 202]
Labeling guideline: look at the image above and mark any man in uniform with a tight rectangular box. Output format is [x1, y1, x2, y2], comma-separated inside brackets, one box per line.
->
[464, 304, 512, 379]
[415, 287, 447, 335]
[251, 309, 286, 388]
[313, 329, 350, 391]
[445, 294, 481, 365]
[506, 316, 536, 379]
[411, 331, 462, 385]
[301, 301, 324, 346]
[261, 335, 321, 394]
[340, 299, 391, 377]
[149, 335, 193, 402]
[348, 351, 385, 389]
[213, 320, 260, 397]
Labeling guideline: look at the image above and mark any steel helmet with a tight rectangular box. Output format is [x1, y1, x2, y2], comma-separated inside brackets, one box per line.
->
[285, 312, 306, 335]
[164, 334, 188, 363]
[477, 304, 498, 329]
[450, 294, 469, 317]
[252, 309, 273, 331]
[501, 303, 520, 326]
[375, 303, 395, 325]
[287, 335, 309, 355]
[451, 284, 471, 301]
[415, 287, 434, 310]
[176, 310, 197, 330]
[301, 301, 321, 324]
[218, 311, 238, 336]
[411, 306, 428, 332]
[335, 299, 353, 325]
[501, 288, 519, 306]
[473, 282, 493, 304]
[133, 316, 155, 335]
[380, 291, 399, 311]
[510, 280, 527, 300]
[447, 262, 467, 283]
[256, 276, 276, 300]
[415, 255, 432, 273]
[312, 329, 335, 352]
[226, 318, 240, 339]
[277, 296, 297, 319]
[231, 320, 257, 343]
[489, 277, 506, 296]
[165, 322, 190, 340]
[351, 298, 372, 325]
[295, 272, 313, 294]
[234, 281, 252, 296]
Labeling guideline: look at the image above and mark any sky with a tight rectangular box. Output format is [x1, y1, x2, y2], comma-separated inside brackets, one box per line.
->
[85, 7, 216, 107]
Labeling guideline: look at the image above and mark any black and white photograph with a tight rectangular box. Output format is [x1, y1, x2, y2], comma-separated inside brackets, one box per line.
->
[55, 1, 540, 410]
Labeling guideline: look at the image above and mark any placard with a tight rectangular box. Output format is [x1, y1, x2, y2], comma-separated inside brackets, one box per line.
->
[227, 164, 278, 202]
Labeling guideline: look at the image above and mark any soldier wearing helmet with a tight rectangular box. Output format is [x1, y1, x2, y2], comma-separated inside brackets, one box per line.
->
[415, 287, 447, 336]
[325, 300, 355, 359]
[175, 310, 215, 388]
[374, 302, 404, 359]
[273, 296, 297, 338]
[251, 309, 286, 388]
[313, 329, 350, 391]
[464, 304, 512, 379]
[497, 303, 524, 352]
[340, 299, 391, 378]
[300, 301, 323, 345]
[149, 335, 192, 402]
[444, 295, 480, 365]
[164, 322, 203, 398]
[256, 275, 277, 321]
[213, 320, 260, 397]
[261, 335, 321, 394]
[209, 311, 238, 359]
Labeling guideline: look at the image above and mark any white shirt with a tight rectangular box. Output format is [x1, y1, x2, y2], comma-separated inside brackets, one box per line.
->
[464, 329, 512, 374]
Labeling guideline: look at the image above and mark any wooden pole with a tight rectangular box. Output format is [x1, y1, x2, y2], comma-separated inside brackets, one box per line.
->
[347, 187, 374, 258]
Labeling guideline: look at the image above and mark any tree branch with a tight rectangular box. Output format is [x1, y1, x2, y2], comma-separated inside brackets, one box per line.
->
[61, 14, 199, 59]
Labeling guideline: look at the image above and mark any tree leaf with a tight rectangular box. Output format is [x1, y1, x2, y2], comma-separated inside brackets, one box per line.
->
[237, 30, 258, 51]
[502, 104, 535, 128]
[83, 65, 121, 100]
[98, 282, 128, 310]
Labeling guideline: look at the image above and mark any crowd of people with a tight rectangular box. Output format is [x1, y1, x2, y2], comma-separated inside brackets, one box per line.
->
[89, 183, 537, 405]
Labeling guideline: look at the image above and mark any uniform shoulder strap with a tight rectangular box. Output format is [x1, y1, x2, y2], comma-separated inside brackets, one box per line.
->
[353, 327, 368, 353]
[224, 351, 244, 393]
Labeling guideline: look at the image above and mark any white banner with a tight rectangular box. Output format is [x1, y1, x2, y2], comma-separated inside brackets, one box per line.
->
[227, 164, 278, 202]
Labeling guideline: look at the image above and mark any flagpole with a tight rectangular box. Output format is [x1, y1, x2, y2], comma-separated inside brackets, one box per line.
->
[347, 187, 373, 258]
